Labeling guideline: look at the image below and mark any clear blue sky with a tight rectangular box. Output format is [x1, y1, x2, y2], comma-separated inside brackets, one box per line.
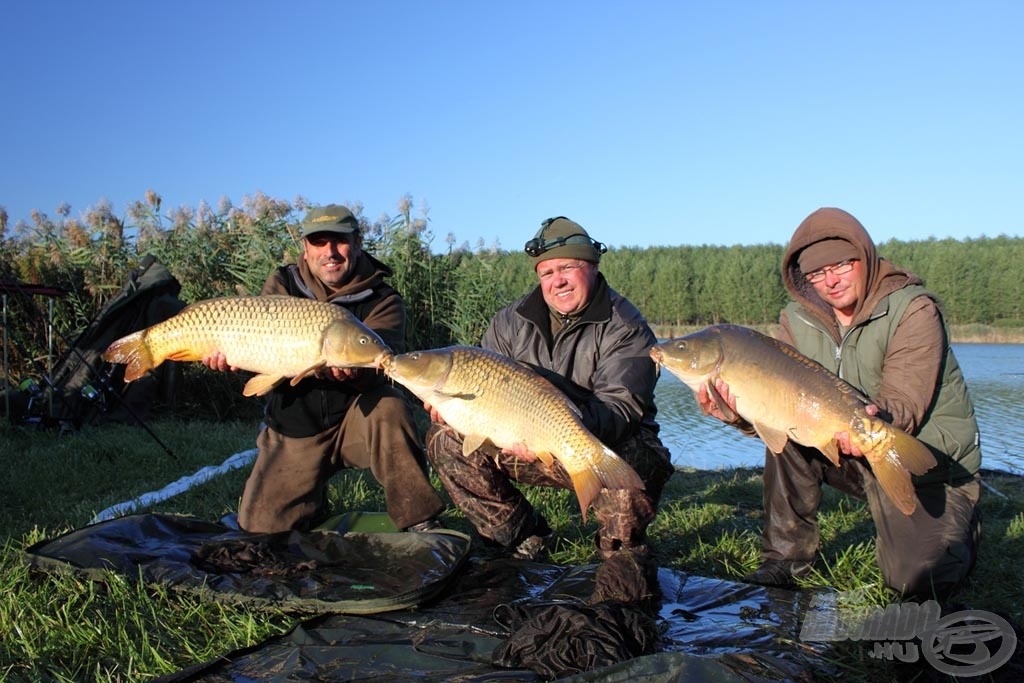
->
[2, 1, 1021, 251]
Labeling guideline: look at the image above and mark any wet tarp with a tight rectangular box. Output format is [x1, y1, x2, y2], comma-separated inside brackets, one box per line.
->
[24, 512, 836, 681]
[154, 561, 831, 682]
[24, 513, 472, 614]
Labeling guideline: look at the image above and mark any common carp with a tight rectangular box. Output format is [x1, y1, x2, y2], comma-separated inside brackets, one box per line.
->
[103, 295, 390, 397]
[379, 345, 645, 520]
[649, 324, 937, 515]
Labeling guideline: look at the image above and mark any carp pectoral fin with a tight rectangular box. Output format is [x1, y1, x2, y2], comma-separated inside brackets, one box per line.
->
[462, 434, 488, 456]
[752, 422, 790, 455]
[243, 374, 286, 397]
[290, 361, 328, 386]
[705, 379, 738, 423]
[866, 448, 919, 516]
[889, 430, 939, 475]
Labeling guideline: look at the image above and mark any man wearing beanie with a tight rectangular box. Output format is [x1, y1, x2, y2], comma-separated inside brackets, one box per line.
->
[424, 216, 675, 571]
[698, 207, 982, 600]
[203, 204, 444, 534]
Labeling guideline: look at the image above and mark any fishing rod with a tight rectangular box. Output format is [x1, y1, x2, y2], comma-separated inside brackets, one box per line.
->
[0, 274, 177, 461]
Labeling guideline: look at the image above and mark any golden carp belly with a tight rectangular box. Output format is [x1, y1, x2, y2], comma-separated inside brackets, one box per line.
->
[382, 345, 644, 519]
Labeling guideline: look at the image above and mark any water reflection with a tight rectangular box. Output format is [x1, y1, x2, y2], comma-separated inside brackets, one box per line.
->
[653, 343, 1023, 474]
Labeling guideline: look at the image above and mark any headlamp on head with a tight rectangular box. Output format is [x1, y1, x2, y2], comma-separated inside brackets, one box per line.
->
[524, 216, 607, 260]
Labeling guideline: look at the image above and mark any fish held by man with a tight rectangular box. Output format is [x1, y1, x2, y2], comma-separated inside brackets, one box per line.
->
[649, 324, 937, 516]
[379, 345, 645, 521]
[102, 295, 391, 397]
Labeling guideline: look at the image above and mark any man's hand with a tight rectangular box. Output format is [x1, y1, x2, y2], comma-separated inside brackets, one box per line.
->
[696, 378, 738, 424]
[201, 351, 236, 373]
[501, 441, 539, 463]
[835, 403, 879, 456]
[318, 366, 362, 382]
[423, 401, 446, 425]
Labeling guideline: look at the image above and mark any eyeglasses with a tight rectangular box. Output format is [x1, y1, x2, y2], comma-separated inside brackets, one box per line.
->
[804, 259, 858, 284]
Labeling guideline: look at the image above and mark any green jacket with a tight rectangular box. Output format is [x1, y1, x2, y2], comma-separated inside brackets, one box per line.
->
[784, 289, 980, 485]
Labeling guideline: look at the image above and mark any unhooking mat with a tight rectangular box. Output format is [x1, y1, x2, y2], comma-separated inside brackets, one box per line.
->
[23, 512, 471, 614]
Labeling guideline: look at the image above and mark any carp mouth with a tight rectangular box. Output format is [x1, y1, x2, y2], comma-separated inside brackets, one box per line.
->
[375, 352, 394, 373]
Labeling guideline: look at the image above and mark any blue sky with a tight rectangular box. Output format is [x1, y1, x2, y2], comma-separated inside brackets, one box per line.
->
[2, 1, 1021, 251]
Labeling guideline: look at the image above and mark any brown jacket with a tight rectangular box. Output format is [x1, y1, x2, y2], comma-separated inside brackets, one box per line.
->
[259, 253, 407, 438]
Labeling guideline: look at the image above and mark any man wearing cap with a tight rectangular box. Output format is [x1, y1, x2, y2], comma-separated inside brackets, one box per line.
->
[204, 204, 444, 534]
[698, 207, 982, 599]
[423, 216, 675, 567]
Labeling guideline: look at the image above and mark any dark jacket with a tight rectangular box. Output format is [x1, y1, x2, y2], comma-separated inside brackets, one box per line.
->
[260, 253, 406, 438]
[481, 273, 661, 446]
[780, 208, 981, 484]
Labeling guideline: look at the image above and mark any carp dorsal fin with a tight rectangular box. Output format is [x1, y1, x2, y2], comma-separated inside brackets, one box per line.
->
[290, 361, 328, 386]
[753, 422, 790, 455]
[243, 374, 287, 397]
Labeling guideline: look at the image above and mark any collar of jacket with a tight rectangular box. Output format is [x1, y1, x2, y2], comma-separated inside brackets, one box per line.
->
[517, 272, 613, 330]
[285, 262, 376, 304]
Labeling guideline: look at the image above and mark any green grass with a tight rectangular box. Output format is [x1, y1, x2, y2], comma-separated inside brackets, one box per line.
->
[1, 418, 1021, 681]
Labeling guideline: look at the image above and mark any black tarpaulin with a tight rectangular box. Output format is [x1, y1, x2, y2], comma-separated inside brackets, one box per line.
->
[154, 560, 832, 682]
[24, 513, 836, 680]
[24, 513, 471, 614]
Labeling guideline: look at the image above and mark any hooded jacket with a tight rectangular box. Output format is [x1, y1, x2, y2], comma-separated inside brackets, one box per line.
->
[259, 252, 406, 438]
[779, 208, 980, 484]
[481, 273, 661, 446]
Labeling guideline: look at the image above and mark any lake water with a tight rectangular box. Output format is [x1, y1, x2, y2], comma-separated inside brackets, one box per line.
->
[653, 343, 1024, 474]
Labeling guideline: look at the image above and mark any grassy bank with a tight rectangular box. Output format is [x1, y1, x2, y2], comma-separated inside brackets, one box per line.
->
[1, 417, 1022, 681]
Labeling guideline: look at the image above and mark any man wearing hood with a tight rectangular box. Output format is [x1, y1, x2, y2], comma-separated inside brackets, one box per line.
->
[204, 204, 444, 534]
[700, 207, 982, 599]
